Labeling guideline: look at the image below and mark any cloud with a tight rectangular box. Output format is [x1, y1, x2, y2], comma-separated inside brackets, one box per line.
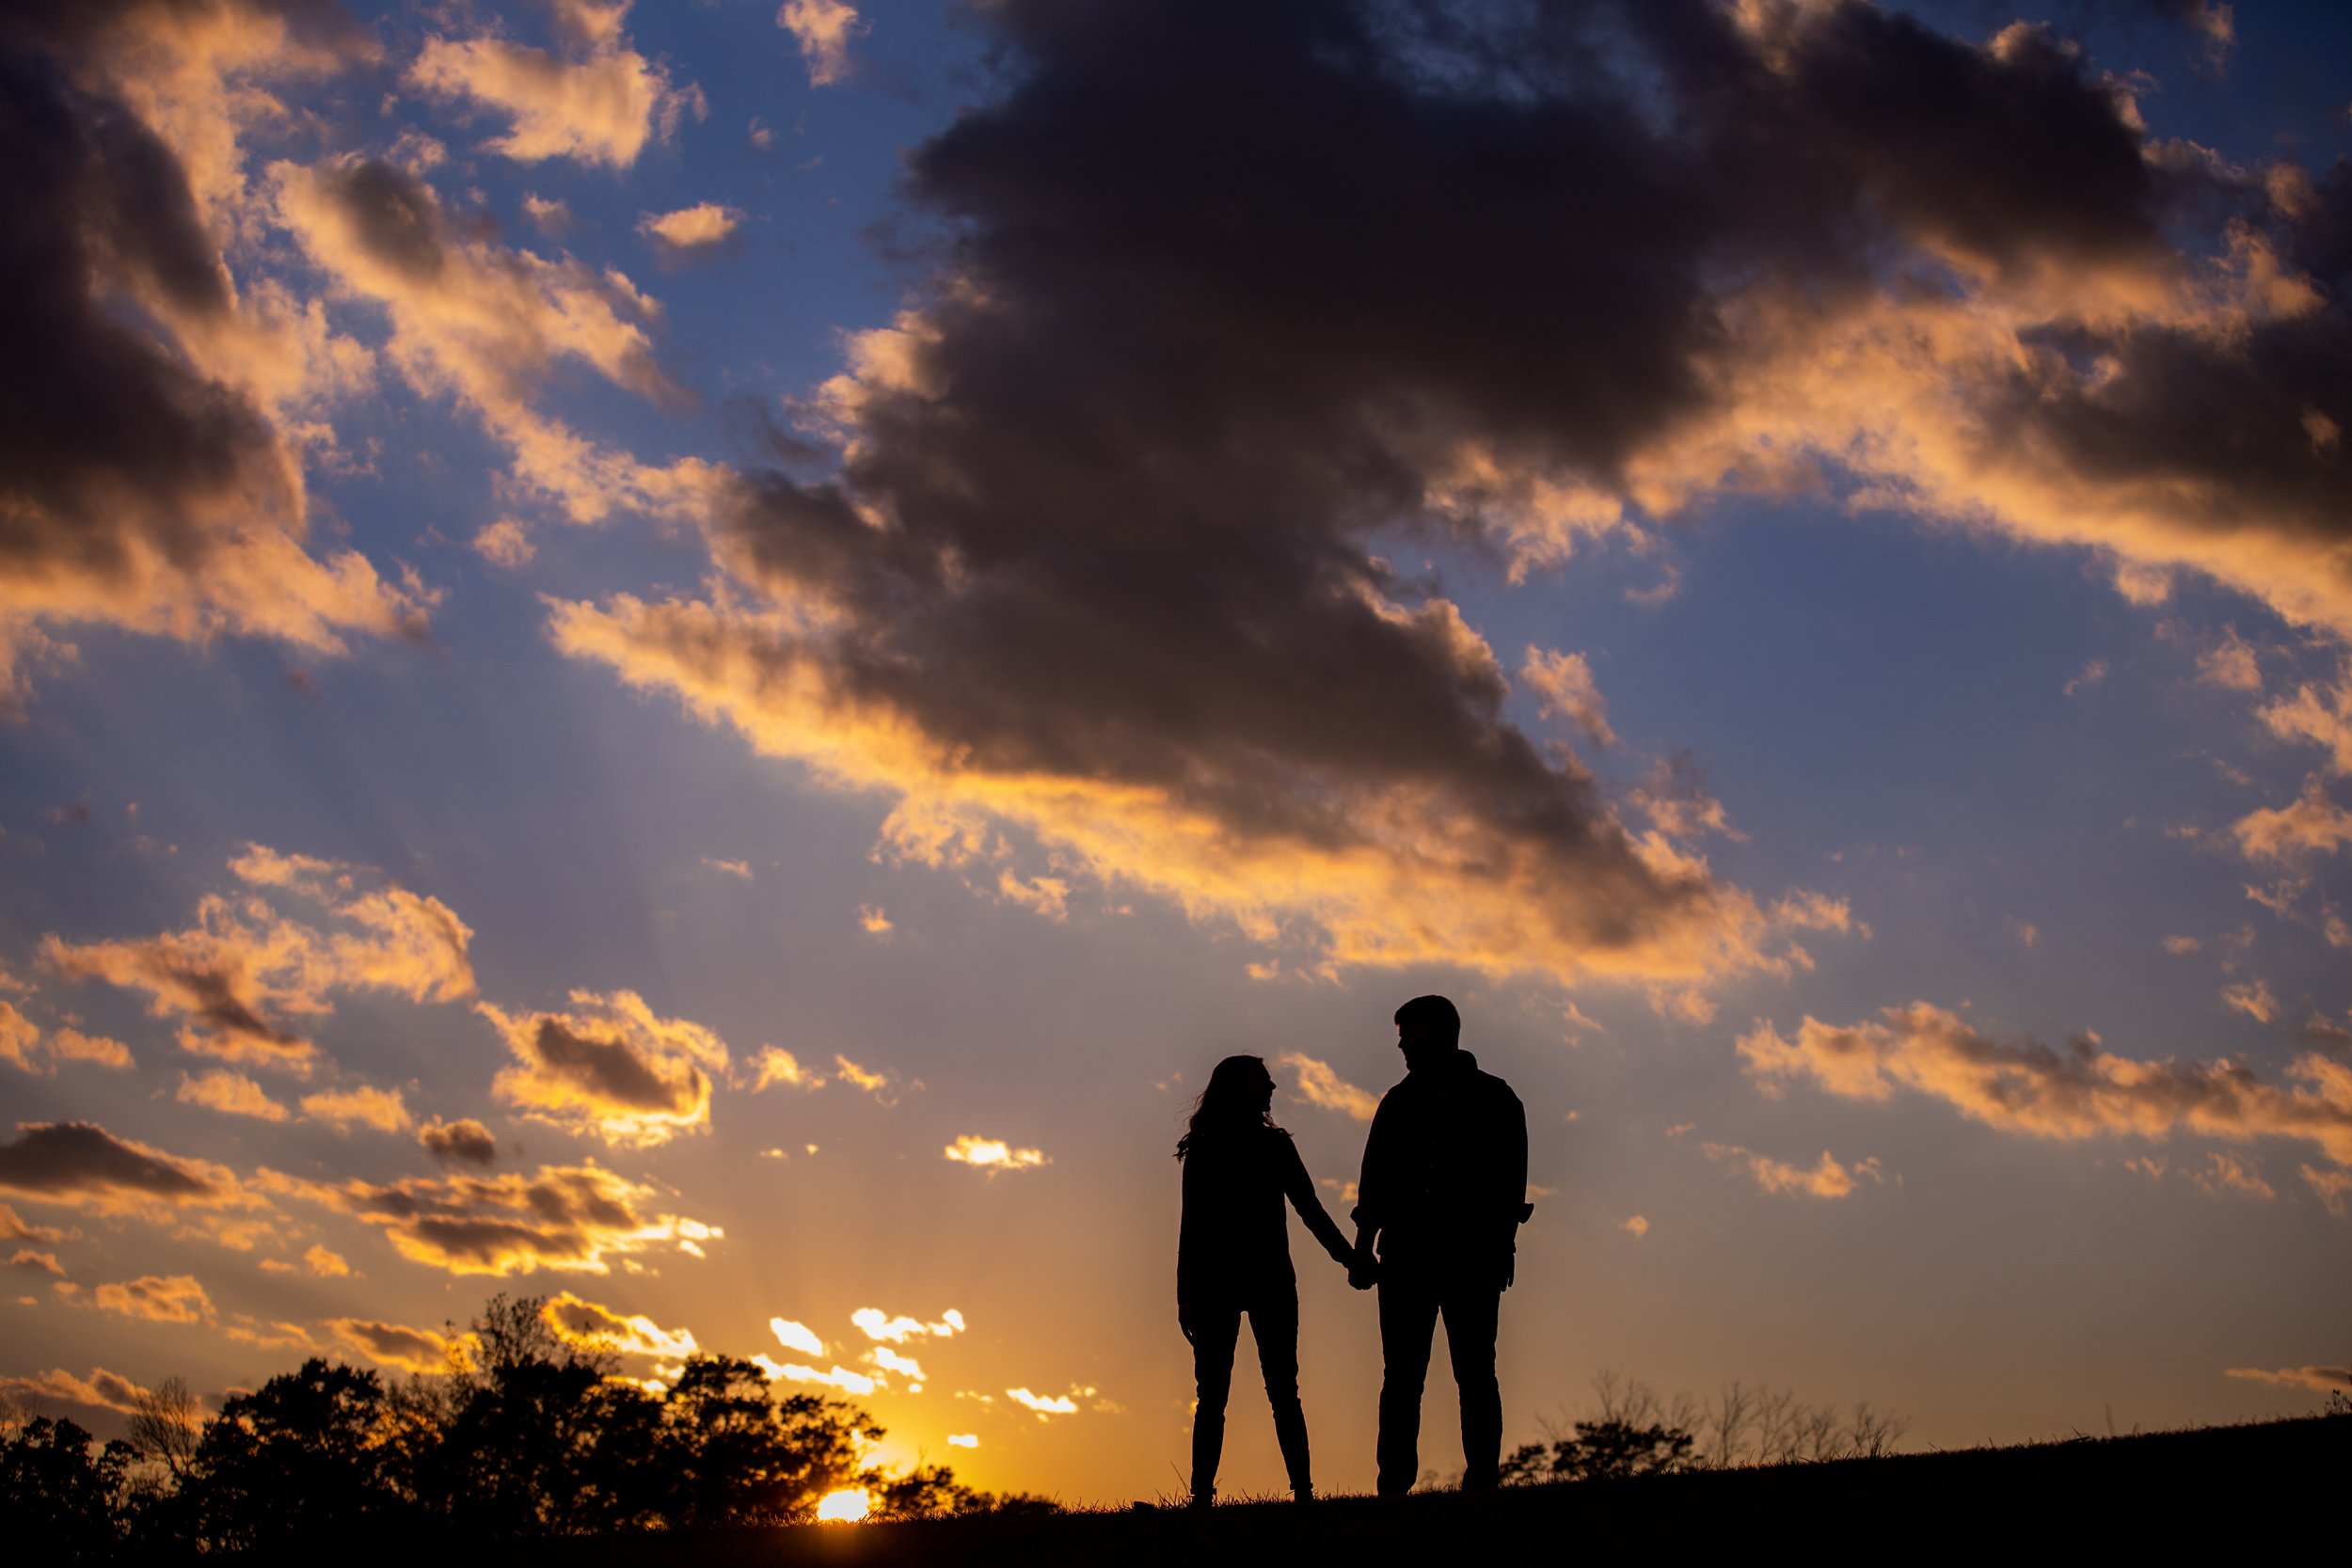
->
[177, 1069, 291, 1121]
[2221, 979, 2279, 1025]
[771, 1318, 825, 1357]
[0, 1367, 149, 1417]
[1738, 1003, 2352, 1169]
[479, 990, 729, 1147]
[10, 1249, 65, 1275]
[326, 1318, 474, 1376]
[0, 6, 428, 715]
[832, 1054, 912, 1103]
[302, 1243, 351, 1277]
[0, 1120, 245, 1214]
[857, 905, 893, 937]
[543, 1291, 699, 1358]
[2224, 1364, 2352, 1393]
[1521, 648, 1615, 749]
[947, 1433, 977, 1449]
[1619, 1215, 1650, 1238]
[419, 1117, 497, 1167]
[1277, 1053, 1380, 1122]
[700, 855, 753, 880]
[851, 1307, 963, 1344]
[2232, 778, 2352, 863]
[749, 1047, 819, 1091]
[2307, 1164, 2352, 1217]
[554, 11, 2056, 1001]
[407, 3, 698, 169]
[88, 1273, 214, 1324]
[0, 1004, 133, 1074]
[300, 1085, 411, 1132]
[868, 1347, 925, 1381]
[2063, 658, 2109, 698]
[472, 518, 535, 568]
[639, 203, 741, 254]
[1006, 1386, 1080, 1418]
[40, 847, 474, 1073]
[271, 153, 721, 529]
[1703, 1143, 1882, 1198]
[2196, 626, 2262, 691]
[943, 1135, 1048, 1175]
[2190, 1151, 2276, 1201]
[756, 1359, 876, 1396]
[0, 1203, 73, 1244]
[777, 1, 864, 87]
[261, 1160, 720, 1275]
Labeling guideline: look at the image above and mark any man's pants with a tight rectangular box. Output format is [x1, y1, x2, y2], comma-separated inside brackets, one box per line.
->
[1376, 1271, 1502, 1496]
[1187, 1290, 1311, 1498]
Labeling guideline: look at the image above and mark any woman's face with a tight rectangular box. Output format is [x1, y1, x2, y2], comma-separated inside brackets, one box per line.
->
[1252, 1069, 1275, 1112]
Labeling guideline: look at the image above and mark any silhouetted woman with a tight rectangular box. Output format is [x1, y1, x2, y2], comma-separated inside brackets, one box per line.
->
[1176, 1054, 1358, 1506]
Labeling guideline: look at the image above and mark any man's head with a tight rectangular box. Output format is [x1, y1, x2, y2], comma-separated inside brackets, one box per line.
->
[1394, 994, 1461, 1074]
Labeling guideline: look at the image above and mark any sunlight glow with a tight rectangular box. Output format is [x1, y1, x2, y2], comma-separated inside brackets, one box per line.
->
[816, 1487, 874, 1523]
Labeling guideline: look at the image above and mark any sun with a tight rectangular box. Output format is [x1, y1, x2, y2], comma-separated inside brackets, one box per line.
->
[816, 1487, 874, 1524]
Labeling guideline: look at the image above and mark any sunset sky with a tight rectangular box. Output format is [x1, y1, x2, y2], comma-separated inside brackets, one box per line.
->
[3, 0, 2349, 1503]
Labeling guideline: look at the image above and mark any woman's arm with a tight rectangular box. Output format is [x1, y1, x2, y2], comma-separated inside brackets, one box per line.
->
[1279, 1135, 1357, 1266]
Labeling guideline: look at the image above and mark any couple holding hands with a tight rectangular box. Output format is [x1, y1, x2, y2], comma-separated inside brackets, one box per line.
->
[1175, 995, 1532, 1504]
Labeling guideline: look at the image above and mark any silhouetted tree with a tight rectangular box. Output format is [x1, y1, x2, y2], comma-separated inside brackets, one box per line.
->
[181, 1359, 409, 1552]
[654, 1354, 870, 1527]
[1, 1414, 131, 1563]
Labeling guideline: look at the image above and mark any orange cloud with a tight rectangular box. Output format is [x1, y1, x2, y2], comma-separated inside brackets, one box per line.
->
[300, 1085, 412, 1133]
[1739, 1003, 2352, 1170]
[407, 3, 698, 169]
[639, 203, 740, 252]
[0, 1121, 251, 1217]
[851, 1307, 963, 1345]
[1520, 647, 1615, 749]
[303, 1244, 352, 1277]
[2232, 778, 2352, 863]
[1703, 1143, 1882, 1198]
[177, 1070, 291, 1121]
[0, 1004, 133, 1075]
[1277, 1053, 1380, 1122]
[326, 1318, 475, 1376]
[543, 1291, 699, 1358]
[479, 990, 729, 1147]
[419, 1117, 497, 1167]
[262, 1160, 720, 1276]
[40, 848, 473, 1073]
[2224, 1363, 2351, 1393]
[88, 1273, 214, 1324]
[0, 1367, 149, 1417]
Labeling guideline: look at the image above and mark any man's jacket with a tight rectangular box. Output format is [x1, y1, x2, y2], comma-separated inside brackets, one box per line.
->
[1353, 1050, 1530, 1284]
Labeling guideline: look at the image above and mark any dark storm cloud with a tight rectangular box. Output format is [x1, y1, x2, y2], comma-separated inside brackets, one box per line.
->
[0, 1, 421, 711]
[0, 1121, 225, 1207]
[568, 0, 2283, 984]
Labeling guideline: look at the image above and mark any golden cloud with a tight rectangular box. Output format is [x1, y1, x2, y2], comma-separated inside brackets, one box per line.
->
[850, 1307, 963, 1344]
[543, 1291, 700, 1358]
[326, 1317, 476, 1376]
[0, 1366, 149, 1417]
[1520, 647, 1615, 749]
[771, 1319, 825, 1357]
[0, 1120, 251, 1216]
[943, 1135, 1049, 1175]
[1702, 1142, 1883, 1198]
[1277, 1053, 1380, 1122]
[262, 1160, 721, 1276]
[419, 1117, 497, 1167]
[2224, 1363, 2351, 1393]
[40, 848, 473, 1073]
[88, 1273, 214, 1324]
[638, 202, 740, 251]
[0, 1204, 73, 1245]
[272, 153, 722, 529]
[177, 1070, 290, 1121]
[1740, 1003, 2352, 1170]
[479, 990, 729, 1147]
[300, 1085, 412, 1133]
[0, 1004, 133, 1075]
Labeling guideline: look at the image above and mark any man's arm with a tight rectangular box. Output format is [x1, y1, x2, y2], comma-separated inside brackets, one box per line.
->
[1349, 1098, 1393, 1290]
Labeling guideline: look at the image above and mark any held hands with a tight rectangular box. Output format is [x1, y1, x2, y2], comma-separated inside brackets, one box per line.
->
[1343, 1247, 1378, 1291]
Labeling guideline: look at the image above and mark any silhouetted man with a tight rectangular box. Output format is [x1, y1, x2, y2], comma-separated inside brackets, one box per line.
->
[1350, 994, 1530, 1496]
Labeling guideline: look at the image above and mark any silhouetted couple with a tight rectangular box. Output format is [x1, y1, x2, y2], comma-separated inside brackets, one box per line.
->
[1175, 994, 1531, 1504]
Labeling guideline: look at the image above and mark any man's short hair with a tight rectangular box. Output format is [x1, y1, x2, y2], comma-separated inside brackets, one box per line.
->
[1393, 993, 1460, 1043]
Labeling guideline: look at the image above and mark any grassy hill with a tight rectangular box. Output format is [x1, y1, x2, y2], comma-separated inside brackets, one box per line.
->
[378, 1414, 2344, 1564]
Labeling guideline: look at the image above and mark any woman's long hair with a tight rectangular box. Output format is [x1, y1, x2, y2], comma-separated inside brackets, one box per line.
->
[1175, 1054, 1278, 1160]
